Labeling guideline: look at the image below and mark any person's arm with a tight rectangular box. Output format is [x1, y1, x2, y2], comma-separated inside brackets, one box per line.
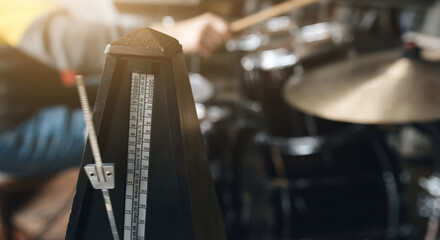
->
[18, 9, 137, 75]
[18, 10, 230, 74]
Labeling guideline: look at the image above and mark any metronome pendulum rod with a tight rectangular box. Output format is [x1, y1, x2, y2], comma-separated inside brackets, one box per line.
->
[76, 75, 120, 240]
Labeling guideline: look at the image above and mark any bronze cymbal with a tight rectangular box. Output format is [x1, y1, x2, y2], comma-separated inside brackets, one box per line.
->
[283, 50, 440, 124]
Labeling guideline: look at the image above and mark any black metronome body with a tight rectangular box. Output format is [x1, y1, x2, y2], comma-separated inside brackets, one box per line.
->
[66, 28, 226, 240]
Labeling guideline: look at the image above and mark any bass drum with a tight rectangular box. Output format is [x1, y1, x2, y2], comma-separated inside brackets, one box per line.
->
[261, 127, 405, 240]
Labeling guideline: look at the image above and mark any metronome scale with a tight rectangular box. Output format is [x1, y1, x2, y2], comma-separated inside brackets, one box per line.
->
[66, 28, 226, 240]
[124, 72, 154, 240]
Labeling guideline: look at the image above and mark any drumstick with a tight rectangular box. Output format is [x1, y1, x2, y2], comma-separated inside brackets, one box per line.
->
[230, 0, 320, 33]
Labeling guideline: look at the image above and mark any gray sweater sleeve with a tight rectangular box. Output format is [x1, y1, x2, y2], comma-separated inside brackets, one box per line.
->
[18, 9, 137, 75]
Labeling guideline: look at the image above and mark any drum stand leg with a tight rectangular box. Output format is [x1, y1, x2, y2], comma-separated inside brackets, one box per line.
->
[269, 146, 292, 240]
[368, 130, 401, 239]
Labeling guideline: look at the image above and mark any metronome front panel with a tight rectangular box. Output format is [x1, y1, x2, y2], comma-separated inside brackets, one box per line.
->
[72, 56, 189, 240]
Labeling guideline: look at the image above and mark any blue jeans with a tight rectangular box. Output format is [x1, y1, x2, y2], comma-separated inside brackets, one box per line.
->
[0, 105, 85, 176]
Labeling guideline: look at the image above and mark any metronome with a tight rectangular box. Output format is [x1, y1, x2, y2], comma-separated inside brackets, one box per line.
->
[65, 28, 226, 240]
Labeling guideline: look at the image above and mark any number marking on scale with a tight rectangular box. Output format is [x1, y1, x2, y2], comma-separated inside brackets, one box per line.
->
[124, 73, 154, 240]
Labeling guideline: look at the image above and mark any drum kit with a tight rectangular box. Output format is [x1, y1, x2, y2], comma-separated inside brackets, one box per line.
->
[207, 0, 440, 239]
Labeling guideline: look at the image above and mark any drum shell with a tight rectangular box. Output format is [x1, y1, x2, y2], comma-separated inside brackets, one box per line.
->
[265, 129, 404, 239]
[238, 22, 352, 137]
[252, 47, 350, 138]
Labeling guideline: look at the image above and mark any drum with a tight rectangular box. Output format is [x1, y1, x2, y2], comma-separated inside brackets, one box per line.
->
[231, 18, 351, 138]
[264, 127, 404, 239]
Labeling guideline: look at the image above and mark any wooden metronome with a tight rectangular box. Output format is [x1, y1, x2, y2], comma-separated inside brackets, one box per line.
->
[66, 28, 226, 240]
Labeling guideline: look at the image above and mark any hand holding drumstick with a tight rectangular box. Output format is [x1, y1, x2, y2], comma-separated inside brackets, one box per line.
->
[151, 0, 319, 58]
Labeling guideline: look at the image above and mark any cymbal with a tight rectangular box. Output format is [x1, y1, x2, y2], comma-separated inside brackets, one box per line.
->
[283, 50, 440, 124]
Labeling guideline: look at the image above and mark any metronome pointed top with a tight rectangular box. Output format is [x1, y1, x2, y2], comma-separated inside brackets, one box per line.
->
[104, 28, 182, 58]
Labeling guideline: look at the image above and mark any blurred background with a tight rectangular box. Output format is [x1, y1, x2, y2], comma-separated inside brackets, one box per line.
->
[1, 0, 440, 239]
